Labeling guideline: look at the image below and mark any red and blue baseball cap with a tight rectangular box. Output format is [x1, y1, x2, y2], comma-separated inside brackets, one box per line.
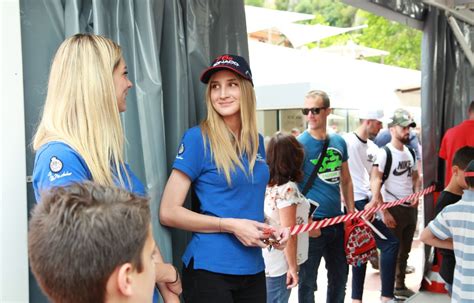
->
[200, 54, 253, 86]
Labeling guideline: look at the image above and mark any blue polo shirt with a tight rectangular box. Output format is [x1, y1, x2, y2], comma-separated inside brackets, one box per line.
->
[173, 126, 269, 275]
[298, 131, 348, 219]
[32, 141, 146, 201]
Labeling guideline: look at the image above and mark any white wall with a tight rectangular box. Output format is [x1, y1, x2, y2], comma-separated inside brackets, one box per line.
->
[0, 0, 30, 302]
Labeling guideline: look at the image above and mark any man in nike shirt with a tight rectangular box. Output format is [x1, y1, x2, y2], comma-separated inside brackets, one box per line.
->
[370, 108, 420, 299]
[343, 109, 399, 303]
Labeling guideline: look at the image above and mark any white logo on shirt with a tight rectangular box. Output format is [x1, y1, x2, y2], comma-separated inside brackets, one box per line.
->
[256, 153, 266, 163]
[176, 143, 185, 160]
[48, 171, 72, 182]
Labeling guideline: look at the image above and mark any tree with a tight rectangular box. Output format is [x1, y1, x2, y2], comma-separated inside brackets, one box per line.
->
[245, 0, 265, 7]
[246, 0, 421, 69]
[286, 0, 421, 70]
[355, 11, 422, 69]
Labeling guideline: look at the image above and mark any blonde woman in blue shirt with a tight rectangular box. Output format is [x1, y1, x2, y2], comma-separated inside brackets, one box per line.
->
[32, 34, 180, 302]
[160, 54, 289, 303]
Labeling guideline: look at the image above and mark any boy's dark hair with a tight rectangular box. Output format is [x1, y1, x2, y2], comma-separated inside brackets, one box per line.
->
[465, 160, 474, 188]
[267, 132, 305, 186]
[28, 182, 151, 303]
[452, 146, 474, 169]
[468, 100, 474, 113]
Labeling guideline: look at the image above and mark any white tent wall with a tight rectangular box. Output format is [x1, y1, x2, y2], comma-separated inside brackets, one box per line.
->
[1, 0, 473, 301]
[0, 1, 29, 302]
[250, 41, 421, 111]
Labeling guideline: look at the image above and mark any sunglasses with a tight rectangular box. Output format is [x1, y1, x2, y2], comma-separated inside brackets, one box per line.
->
[301, 107, 327, 115]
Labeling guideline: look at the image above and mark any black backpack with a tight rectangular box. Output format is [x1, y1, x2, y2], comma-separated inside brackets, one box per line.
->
[381, 145, 416, 185]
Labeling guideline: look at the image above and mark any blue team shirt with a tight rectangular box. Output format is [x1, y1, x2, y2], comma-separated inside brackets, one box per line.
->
[298, 131, 348, 219]
[173, 126, 269, 275]
[32, 141, 146, 201]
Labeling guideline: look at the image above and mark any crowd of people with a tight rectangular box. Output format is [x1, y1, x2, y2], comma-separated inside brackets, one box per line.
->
[28, 33, 474, 303]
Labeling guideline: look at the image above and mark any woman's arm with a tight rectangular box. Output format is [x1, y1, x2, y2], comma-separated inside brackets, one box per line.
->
[279, 204, 298, 288]
[159, 169, 271, 248]
[153, 245, 181, 301]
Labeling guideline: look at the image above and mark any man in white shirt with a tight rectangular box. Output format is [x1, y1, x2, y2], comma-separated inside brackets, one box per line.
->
[370, 108, 420, 299]
[344, 109, 399, 303]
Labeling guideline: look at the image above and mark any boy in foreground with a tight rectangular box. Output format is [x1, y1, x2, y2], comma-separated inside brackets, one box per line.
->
[28, 182, 181, 303]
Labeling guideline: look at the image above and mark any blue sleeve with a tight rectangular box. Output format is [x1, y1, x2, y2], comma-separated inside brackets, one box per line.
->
[33, 143, 92, 202]
[331, 134, 348, 162]
[409, 132, 421, 160]
[172, 127, 205, 181]
[340, 135, 348, 162]
[258, 134, 266, 158]
[124, 164, 146, 197]
[428, 210, 452, 240]
[374, 129, 390, 147]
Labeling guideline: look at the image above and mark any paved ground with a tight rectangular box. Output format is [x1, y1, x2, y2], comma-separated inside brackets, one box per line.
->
[288, 209, 451, 302]
[288, 239, 441, 302]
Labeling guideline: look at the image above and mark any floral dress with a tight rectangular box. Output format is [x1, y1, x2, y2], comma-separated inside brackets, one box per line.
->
[262, 181, 310, 277]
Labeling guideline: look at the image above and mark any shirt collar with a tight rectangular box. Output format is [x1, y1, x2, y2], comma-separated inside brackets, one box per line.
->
[462, 189, 474, 201]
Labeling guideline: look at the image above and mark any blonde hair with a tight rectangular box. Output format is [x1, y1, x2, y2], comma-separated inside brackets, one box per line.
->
[33, 34, 127, 187]
[200, 75, 259, 185]
[305, 90, 330, 107]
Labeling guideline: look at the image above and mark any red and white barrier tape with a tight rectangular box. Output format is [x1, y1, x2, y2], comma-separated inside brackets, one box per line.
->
[290, 185, 436, 236]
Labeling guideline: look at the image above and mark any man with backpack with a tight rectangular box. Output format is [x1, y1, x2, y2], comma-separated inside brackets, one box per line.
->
[297, 90, 355, 303]
[370, 108, 420, 300]
[343, 109, 399, 303]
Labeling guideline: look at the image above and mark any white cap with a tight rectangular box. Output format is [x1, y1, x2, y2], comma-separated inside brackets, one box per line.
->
[358, 109, 386, 122]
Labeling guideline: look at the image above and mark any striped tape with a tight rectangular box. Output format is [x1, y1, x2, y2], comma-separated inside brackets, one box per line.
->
[290, 185, 436, 236]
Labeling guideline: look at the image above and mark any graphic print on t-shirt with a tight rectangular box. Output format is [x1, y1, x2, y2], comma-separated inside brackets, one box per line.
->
[392, 160, 412, 177]
[367, 152, 376, 164]
[310, 147, 343, 184]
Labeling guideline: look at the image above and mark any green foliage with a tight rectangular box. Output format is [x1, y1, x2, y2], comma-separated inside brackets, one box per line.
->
[245, 0, 421, 69]
[294, 0, 313, 14]
[245, 0, 264, 7]
[275, 0, 290, 11]
[288, 0, 421, 70]
[355, 11, 422, 69]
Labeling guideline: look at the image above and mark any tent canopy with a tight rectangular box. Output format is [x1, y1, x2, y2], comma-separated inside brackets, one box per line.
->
[249, 40, 421, 112]
[244, 5, 313, 33]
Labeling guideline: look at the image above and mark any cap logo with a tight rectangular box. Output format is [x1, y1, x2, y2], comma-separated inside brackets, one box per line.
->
[219, 55, 233, 61]
[213, 59, 239, 68]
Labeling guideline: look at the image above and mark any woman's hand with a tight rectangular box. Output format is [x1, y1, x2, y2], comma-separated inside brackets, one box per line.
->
[286, 267, 299, 289]
[222, 218, 273, 248]
[270, 226, 290, 250]
[156, 282, 181, 303]
[154, 250, 182, 297]
[165, 269, 182, 296]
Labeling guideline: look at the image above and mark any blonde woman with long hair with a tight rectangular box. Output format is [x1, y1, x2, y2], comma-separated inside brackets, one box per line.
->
[160, 54, 289, 303]
[32, 33, 180, 303]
